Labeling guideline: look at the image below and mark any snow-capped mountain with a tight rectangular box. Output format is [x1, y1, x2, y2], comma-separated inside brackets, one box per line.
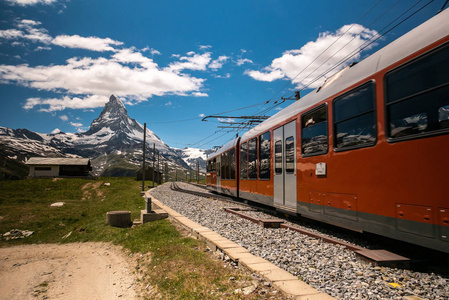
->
[0, 95, 209, 176]
[174, 147, 215, 172]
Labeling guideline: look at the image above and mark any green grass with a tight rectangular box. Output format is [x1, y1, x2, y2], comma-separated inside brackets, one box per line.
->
[0, 178, 280, 299]
[0, 177, 147, 245]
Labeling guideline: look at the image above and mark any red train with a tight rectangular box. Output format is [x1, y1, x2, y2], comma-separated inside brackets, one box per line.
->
[207, 9, 449, 254]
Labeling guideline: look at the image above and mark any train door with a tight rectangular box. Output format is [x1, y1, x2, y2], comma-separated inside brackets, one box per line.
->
[273, 120, 297, 212]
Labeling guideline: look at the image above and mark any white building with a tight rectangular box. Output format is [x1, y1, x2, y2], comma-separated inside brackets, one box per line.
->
[26, 157, 92, 178]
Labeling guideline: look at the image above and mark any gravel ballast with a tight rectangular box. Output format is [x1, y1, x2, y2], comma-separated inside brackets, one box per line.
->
[151, 182, 449, 300]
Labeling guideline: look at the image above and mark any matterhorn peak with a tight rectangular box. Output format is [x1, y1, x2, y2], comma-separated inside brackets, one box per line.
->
[84, 94, 131, 135]
[103, 95, 127, 115]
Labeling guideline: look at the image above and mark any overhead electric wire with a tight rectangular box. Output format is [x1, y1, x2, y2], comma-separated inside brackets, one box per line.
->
[300, 0, 434, 91]
[297, 0, 421, 92]
[251, 0, 387, 117]
[196, 0, 435, 150]
[149, 117, 202, 124]
[295, 0, 404, 91]
[274, 0, 386, 101]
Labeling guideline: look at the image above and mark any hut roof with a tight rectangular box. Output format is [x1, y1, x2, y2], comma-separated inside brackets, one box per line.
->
[26, 157, 90, 166]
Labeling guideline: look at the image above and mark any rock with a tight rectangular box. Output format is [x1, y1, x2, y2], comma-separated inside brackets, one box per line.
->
[242, 285, 257, 295]
[51, 202, 65, 207]
[149, 183, 449, 300]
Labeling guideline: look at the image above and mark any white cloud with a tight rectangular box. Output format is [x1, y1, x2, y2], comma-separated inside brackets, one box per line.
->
[112, 48, 157, 69]
[192, 92, 208, 97]
[218, 118, 235, 122]
[23, 95, 110, 112]
[0, 22, 211, 112]
[236, 58, 253, 66]
[18, 19, 41, 27]
[167, 52, 212, 73]
[35, 46, 51, 51]
[0, 20, 52, 44]
[4, 53, 206, 111]
[142, 47, 161, 56]
[199, 45, 212, 50]
[52, 35, 123, 52]
[199, 113, 205, 117]
[5, 0, 57, 6]
[165, 101, 172, 106]
[209, 56, 229, 70]
[70, 122, 83, 127]
[246, 24, 378, 88]
[59, 115, 68, 121]
[0, 29, 24, 39]
[212, 73, 231, 79]
[245, 67, 285, 82]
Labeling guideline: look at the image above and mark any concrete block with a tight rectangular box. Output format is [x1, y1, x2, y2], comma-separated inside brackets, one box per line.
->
[259, 267, 298, 282]
[272, 280, 321, 298]
[223, 247, 250, 262]
[140, 209, 168, 224]
[107, 211, 131, 228]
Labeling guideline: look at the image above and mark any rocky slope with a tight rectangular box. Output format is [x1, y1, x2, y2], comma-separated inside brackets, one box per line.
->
[0, 95, 208, 177]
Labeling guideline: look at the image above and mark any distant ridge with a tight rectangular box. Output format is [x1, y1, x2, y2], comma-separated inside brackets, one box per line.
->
[0, 95, 209, 176]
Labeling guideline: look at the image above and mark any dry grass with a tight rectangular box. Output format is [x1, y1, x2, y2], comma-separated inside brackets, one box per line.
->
[0, 178, 285, 299]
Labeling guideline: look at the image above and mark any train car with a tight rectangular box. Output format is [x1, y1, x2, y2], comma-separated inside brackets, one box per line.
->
[206, 8, 449, 253]
[207, 138, 240, 197]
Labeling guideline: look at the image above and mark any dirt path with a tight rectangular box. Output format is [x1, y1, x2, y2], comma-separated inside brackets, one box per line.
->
[0, 243, 138, 300]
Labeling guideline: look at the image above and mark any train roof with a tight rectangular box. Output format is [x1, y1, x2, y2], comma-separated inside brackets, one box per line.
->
[240, 8, 449, 142]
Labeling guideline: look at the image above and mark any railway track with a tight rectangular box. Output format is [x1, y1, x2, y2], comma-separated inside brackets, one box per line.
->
[170, 182, 415, 268]
[154, 182, 449, 298]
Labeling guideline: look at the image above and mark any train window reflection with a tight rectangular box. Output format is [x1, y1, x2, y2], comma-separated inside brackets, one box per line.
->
[259, 131, 271, 180]
[386, 44, 449, 140]
[334, 82, 376, 150]
[248, 138, 257, 179]
[285, 137, 295, 173]
[275, 140, 282, 174]
[221, 152, 226, 180]
[302, 105, 328, 156]
[240, 142, 247, 180]
[230, 148, 236, 180]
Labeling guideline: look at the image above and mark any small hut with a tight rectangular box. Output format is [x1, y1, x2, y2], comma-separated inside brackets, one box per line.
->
[136, 166, 162, 184]
[26, 157, 93, 178]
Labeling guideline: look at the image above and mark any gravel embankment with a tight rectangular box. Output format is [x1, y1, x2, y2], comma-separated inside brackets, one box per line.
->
[151, 182, 448, 300]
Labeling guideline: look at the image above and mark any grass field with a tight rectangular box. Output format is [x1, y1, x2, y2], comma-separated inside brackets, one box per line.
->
[0, 178, 279, 299]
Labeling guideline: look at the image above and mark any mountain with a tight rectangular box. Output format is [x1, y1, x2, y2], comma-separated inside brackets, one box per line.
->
[0, 95, 209, 177]
[174, 147, 215, 171]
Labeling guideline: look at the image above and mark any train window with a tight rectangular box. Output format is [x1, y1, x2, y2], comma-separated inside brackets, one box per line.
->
[285, 136, 295, 173]
[385, 43, 449, 140]
[230, 148, 236, 180]
[301, 105, 328, 156]
[225, 151, 230, 180]
[213, 158, 216, 172]
[274, 140, 282, 174]
[221, 152, 227, 180]
[248, 138, 257, 179]
[333, 82, 376, 150]
[259, 131, 271, 180]
[240, 142, 247, 180]
[220, 154, 224, 179]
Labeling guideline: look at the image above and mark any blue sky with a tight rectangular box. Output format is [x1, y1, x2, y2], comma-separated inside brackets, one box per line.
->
[0, 0, 444, 149]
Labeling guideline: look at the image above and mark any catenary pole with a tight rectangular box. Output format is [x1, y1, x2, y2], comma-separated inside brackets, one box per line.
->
[141, 123, 146, 191]
[152, 143, 155, 188]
